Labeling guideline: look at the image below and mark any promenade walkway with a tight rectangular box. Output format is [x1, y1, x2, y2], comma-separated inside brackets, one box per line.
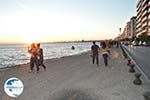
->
[0, 47, 150, 100]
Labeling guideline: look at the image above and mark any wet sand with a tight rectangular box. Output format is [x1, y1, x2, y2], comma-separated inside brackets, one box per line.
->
[0, 48, 150, 100]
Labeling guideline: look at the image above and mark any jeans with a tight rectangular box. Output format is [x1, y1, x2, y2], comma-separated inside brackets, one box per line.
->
[102, 53, 108, 66]
[30, 57, 39, 71]
[38, 58, 46, 70]
[92, 54, 99, 65]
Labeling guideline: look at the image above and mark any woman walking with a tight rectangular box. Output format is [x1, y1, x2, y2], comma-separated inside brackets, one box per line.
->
[100, 41, 109, 66]
[28, 43, 39, 73]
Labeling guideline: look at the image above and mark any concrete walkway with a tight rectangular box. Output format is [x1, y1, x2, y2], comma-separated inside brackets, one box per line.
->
[0, 47, 150, 100]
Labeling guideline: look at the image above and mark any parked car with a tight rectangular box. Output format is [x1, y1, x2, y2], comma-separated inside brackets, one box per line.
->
[138, 41, 142, 45]
[132, 41, 136, 46]
[142, 42, 146, 46]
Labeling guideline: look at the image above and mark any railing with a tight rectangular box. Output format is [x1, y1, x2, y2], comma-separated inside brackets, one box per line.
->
[121, 44, 150, 81]
[142, 28, 147, 33]
[142, 0, 148, 8]
[142, 16, 147, 23]
[142, 10, 148, 17]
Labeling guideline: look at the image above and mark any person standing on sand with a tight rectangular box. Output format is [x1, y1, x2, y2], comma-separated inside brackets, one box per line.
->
[91, 41, 100, 66]
[100, 41, 109, 66]
[28, 43, 39, 73]
[36, 43, 46, 71]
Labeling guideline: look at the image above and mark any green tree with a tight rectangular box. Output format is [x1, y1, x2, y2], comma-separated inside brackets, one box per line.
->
[138, 34, 150, 44]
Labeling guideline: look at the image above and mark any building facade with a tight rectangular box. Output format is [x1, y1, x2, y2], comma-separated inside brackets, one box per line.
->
[122, 22, 131, 39]
[136, 0, 150, 36]
[130, 16, 136, 37]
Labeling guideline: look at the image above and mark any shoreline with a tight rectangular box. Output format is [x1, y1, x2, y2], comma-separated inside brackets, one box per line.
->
[0, 51, 90, 72]
[1, 47, 150, 100]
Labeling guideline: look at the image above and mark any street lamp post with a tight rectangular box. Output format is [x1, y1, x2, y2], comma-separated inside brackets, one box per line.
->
[119, 28, 122, 35]
[117, 28, 122, 48]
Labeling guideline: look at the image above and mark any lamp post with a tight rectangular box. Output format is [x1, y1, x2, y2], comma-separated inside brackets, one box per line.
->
[119, 28, 121, 35]
[117, 28, 122, 48]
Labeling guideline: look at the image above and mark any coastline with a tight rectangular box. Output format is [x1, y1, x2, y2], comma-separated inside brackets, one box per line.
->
[0, 51, 90, 72]
[0, 42, 91, 70]
[0, 48, 149, 100]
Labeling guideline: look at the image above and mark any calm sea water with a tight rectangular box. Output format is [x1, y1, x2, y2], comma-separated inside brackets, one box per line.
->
[0, 42, 92, 68]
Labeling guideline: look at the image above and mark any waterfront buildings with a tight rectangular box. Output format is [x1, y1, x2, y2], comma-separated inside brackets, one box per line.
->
[130, 16, 137, 37]
[136, 0, 150, 36]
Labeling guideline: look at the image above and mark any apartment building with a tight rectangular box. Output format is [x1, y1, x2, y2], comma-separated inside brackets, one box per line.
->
[122, 22, 131, 39]
[130, 16, 136, 37]
[136, 0, 150, 36]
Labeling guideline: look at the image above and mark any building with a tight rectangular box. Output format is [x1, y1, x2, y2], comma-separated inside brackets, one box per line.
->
[122, 21, 131, 39]
[130, 16, 137, 37]
[136, 0, 150, 36]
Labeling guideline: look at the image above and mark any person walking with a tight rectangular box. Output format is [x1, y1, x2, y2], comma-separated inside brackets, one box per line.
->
[36, 43, 46, 71]
[91, 41, 100, 66]
[100, 41, 109, 66]
[28, 43, 39, 73]
[105, 40, 111, 55]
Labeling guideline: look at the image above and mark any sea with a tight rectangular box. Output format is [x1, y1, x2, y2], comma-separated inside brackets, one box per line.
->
[0, 42, 92, 68]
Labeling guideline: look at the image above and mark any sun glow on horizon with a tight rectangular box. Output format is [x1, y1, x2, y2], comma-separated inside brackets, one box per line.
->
[0, 0, 136, 43]
[0, 11, 105, 43]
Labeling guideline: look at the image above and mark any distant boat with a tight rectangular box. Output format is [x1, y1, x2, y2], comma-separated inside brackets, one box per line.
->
[71, 46, 75, 50]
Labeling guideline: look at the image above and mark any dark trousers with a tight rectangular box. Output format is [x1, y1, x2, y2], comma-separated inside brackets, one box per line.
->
[38, 59, 46, 70]
[102, 54, 108, 66]
[30, 57, 39, 71]
[92, 54, 99, 65]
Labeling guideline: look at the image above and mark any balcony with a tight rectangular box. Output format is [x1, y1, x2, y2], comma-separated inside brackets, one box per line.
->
[142, 0, 148, 7]
[142, 16, 147, 23]
[137, 30, 143, 36]
[142, 4, 148, 12]
[137, 9, 142, 15]
[141, 29, 147, 34]
[142, 10, 148, 17]
[142, 22, 148, 27]
[136, 18, 141, 23]
[137, 27, 142, 30]
[136, 22, 141, 27]
[137, 23, 142, 29]
[136, 28, 142, 33]
[137, 0, 142, 9]
[137, 13, 142, 20]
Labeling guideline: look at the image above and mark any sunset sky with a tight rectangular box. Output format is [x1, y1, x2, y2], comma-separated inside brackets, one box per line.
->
[0, 0, 137, 44]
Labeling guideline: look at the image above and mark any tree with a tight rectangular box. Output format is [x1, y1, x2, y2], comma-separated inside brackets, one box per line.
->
[138, 34, 150, 44]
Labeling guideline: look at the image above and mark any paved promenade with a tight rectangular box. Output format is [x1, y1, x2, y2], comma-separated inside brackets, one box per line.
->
[0, 47, 150, 100]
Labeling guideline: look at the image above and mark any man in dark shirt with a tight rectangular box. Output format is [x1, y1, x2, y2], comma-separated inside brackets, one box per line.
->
[37, 43, 46, 71]
[91, 41, 99, 66]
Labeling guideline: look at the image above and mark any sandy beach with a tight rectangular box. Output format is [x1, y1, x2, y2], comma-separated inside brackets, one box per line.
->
[0, 47, 150, 100]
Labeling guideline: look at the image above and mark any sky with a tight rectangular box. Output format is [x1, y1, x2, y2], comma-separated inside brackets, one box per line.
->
[0, 0, 137, 44]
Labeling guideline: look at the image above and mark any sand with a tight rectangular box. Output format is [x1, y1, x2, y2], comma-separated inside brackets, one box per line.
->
[0, 47, 150, 100]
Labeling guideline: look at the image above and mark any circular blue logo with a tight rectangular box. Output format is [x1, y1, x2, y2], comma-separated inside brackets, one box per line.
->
[4, 77, 24, 97]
